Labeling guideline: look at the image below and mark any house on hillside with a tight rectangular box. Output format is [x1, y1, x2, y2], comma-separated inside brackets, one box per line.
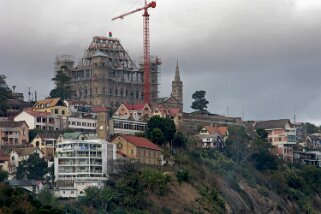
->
[31, 132, 64, 160]
[306, 134, 321, 149]
[254, 119, 296, 163]
[7, 180, 43, 194]
[111, 135, 162, 165]
[32, 97, 70, 117]
[14, 108, 59, 130]
[197, 125, 228, 149]
[0, 121, 29, 145]
[293, 150, 321, 167]
[115, 103, 152, 121]
[5, 147, 44, 179]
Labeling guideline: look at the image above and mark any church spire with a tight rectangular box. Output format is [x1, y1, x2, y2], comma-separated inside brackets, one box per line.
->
[175, 60, 181, 82]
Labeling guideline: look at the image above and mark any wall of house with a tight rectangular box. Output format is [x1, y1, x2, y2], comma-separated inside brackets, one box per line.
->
[14, 112, 35, 129]
[67, 117, 97, 130]
[137, 147, 161, 165]
[111, 137, 137, 159]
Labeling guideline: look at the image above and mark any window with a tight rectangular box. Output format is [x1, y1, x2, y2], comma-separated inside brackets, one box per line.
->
[62, 110, 65, 115]
[55, 109, 58, 114]
[131, 149, 134, 155]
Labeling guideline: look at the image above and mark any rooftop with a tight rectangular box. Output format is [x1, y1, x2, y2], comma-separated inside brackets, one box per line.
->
[255, 119, 291, 130]
[119, 135, 161, 151]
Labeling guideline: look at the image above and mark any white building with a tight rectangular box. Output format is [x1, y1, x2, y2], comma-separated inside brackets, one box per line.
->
[54, 139, 116, 198]
[67, 116, 97, 131]
[14, 108, 59, 130]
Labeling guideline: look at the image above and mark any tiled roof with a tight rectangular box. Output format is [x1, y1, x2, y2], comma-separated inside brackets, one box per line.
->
[167, 108, 180, 117]
[63, 132, 83, 139]
[124, 103, 148, 111]
[37, 132, 61, 139]
[0, 120, 27, 128]
[12, 147, 40, 157]
[65, 99, 88, 105]
[254, 119, 291, 130]
[8, 180, 42, 186]
[23, 108, 53, 117]
[91, 106, 108, 112]
[0, 151, 10, 161]
[204, 126, 228, 136]
[32, 98, 62, 108]
[119, 135, 161, 151]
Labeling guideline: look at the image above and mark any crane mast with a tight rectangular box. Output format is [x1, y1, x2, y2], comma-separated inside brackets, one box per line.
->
[112, 1, 156, 104]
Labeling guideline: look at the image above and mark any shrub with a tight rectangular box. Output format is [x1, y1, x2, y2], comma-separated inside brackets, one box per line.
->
[176, 169, 190, 184]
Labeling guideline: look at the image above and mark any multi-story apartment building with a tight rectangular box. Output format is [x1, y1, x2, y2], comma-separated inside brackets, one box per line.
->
[255, 119, 296, 163]
[54, 139, 116, 198]
[55, 36, 160, 108]
[0, 121, 29, 145]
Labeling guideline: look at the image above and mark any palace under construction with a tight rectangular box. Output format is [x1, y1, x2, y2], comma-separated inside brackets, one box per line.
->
[55, 36, 162, 108]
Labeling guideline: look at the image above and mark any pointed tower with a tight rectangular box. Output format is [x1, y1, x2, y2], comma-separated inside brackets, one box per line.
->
[171, 61, 183, 109]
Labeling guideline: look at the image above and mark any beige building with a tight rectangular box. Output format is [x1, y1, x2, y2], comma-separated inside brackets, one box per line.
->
[32, 98, 69, 117]
[31, 133, 64, 160]
[111, 135, 161, 165]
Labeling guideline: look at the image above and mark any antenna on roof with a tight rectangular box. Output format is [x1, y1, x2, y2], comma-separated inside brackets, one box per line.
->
[28, 87, 31, 103]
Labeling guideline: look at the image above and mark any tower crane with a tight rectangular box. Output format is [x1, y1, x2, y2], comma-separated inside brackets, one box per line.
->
[112, 1, 157, 104]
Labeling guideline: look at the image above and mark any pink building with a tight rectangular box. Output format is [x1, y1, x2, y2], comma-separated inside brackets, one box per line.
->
[255, 119, 296, 163]
[0, 121, 29, 145]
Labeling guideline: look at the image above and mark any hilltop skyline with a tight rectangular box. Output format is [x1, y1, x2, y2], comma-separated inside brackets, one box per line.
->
[1, 0, 321, 124]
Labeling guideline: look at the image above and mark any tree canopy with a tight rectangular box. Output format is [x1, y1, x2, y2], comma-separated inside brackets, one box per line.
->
[0, 75, 12, 114]
[145, 116, 176, 145]
[49, 70, 74, 100]
[191, 90, 209, 112]
[16, 153, 48, 180]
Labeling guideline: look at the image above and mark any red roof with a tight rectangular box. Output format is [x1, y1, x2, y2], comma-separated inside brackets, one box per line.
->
[124, 103, 148, 111]
[204, 126, 228, 136]
[23, 108, 53, 117]
[91, 106, 109, 112]
[120, 135, 161, 151]
[0, 151, 10, 161]
[167, 108, 180, 117]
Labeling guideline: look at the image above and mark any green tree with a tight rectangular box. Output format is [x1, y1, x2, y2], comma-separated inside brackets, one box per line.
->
[191, 90, 209, 112]
[146, 116, 176, 144]
[100, 187, 117, 210]
[256, 128, 268, 141]
[0, 170, 8, 182]
[16, 153, 48, 180]
[173, 131, 186, 148]
[0, 75, 12, 114]
[305, 122, 320, 134]
[149, 128, 165, 145]
[49, 70, 74, 99]
[225, 126, 250, 165]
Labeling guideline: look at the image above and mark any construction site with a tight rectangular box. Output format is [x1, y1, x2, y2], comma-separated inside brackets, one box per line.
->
[55, 36, 161, 108]
[55, 1, 163, 109]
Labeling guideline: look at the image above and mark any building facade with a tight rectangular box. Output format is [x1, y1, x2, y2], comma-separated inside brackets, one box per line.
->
[255, 119, 296, 163]
[0, 121, 29, 145]
[56, 36, 160, 108]
[111, 135, 161, 165]
[54, 139, 116, 198]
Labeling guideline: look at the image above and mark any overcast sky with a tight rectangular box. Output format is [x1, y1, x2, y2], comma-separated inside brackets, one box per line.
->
[1, 0, 321, 124]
